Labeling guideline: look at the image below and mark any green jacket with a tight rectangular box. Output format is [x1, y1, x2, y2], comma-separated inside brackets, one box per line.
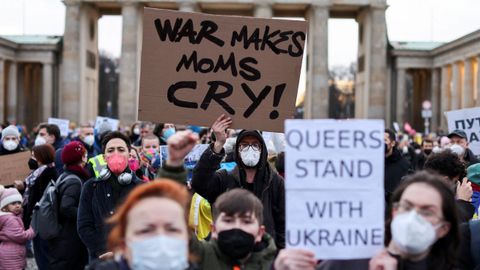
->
[190, 233, 277, 270]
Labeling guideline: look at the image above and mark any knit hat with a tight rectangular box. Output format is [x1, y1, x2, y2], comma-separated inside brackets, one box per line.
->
[467, 163, 480, 185]
[0, 185, 23, 209]
[61, 141, 86, 166]
[1, 125, 20, 140]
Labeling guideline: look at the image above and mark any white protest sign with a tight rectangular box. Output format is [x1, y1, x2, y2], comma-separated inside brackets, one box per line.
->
[445, 107, 480, 155]
[95, 116, 119, 132]
[48, 118, 70, 137]
[285, 119, 385, 259]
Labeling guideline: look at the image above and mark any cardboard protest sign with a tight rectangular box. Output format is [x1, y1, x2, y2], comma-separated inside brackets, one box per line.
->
[445, 107, 480, 155]
[139, 8, 307, 132]
[0, 151, 31, 186]
[285, 119, 385, 259]
[48, 118, 70, 137]
[95, 116, 119, 132]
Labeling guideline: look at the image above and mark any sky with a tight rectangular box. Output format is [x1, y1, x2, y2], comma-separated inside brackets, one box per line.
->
[0, 0, 480, 67]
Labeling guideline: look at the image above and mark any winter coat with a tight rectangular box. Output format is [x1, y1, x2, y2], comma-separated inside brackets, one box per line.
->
[90, 256, 199, 270]
[23, 166, 58, 228]
[191, 130, 285, 248]
[48, 170, 88, 270]
[385, 148, 411, 201]
[456, 199, 475, 223]
[77, 172, 143, 258]
[0, 143, 24, 156]
[0, 211, 35, 270]
[464, 148, 480, 167]
[190, 233, 277, 270]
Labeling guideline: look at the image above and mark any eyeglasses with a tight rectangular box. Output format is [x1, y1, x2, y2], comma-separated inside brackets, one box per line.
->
[239, 143, 261, 152]
[393, 201, 443, 224]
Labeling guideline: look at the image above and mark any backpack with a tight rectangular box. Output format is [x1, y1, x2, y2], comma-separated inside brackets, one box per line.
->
[31, 173, 82, 240]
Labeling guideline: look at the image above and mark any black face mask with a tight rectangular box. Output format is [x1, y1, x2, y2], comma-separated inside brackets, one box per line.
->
[28, 158, 39, 170]
[424, 149, 432, 155]
[217, 229, 256, 260]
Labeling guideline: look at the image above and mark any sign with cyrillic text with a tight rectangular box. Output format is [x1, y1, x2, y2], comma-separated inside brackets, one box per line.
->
[445, 107, 480, 155]
[95, 116, 119, 132]
[139, 8, 306, 132]
[285, 119, 385, 259]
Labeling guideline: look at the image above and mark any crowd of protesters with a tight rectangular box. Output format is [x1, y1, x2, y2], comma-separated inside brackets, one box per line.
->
[0, 116, 480, 270]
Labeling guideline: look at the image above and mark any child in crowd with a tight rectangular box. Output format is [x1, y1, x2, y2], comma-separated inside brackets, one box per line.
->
[0, 185, 35, 270]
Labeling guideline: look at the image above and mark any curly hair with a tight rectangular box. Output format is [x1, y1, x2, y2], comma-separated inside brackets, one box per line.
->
[424, 149, 466, 180]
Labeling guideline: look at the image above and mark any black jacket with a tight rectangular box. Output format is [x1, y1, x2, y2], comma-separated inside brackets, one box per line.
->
[23, 166, 58, 228]
[465, 148, 480, 168]
[0, 143, 24, 156]
[385, 149, 411, 200]
[191, 130, 285, 248]
[48, 170, 88, 270]
[77, 172, 142, 257]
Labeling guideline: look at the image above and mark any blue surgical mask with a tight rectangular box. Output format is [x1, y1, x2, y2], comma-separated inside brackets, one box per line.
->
[128, 234, 188, 270]
[162, 128, 176, 141]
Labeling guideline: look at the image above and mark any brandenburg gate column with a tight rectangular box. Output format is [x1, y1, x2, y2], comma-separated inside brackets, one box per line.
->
[451, 62, 460, 110]
[119, 2, 143, 124]
[304, 2, 330, 119]
[0, 59, 4, 121]
[477, 55, 480, 107]
[178, 0, 199, 12]
[42, 63, 53, 120]
[254, 0, 273, 18]
[396, 68, 406, 125]
[7, 62, 17, 122]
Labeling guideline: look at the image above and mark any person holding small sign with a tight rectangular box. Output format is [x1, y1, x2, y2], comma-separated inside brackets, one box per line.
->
[191, 114, 285, 249]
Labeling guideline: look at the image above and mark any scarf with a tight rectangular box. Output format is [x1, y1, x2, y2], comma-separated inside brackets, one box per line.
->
[23, 163, 53, 206]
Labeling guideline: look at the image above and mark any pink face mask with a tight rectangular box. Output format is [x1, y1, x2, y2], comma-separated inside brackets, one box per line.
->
[106, 154, 128, 175]
[129, 158, 140, 171]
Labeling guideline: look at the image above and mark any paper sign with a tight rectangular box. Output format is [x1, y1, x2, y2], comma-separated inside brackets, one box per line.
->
[95, 116, 119, 132]
[139, 8, 307, 132]
[285, 119, 385, 259]
[160, 144, 209, 181]
[0, 151, 32, 186]
[48, 118, 70, 137]
[445, 107, 480, 155]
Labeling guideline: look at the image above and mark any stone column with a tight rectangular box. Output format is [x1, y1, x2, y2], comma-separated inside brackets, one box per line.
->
[396, 68, 406, 124]
[178, 0, 199, 12]
[119, 3, 142, 124]
[367, 5, 388, 118]
[42, 63, 53, 120]
[451, 62, 460, 110]
[430, 68, 440, 130]
[440, 66, 449, 130]
[463, 58, 473, 108]
[304, 3, 329, 119]
[254, 1, 273, 18]
[476, 56, 480, 107]
[7, 62, 17, 122]
[60, 2, 81, 121]
[0, 59, 4, 121]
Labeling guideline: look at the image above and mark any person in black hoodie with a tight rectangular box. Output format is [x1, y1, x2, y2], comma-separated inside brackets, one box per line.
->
[48, 141, 89, 270]
[384, 129, 411, 202]
[191, 114, 285, 248]
[0, 125, 24, 156]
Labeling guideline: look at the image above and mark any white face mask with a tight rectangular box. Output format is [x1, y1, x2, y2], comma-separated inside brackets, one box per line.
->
[449, 144, 465, 157]
[240, 147, 261, 167]
[83, 135, 95, 146]
[391, 210, 440, 255]
[133, 127, 140, 135]
[402, 146, 409, 154]
[3, 140, 18, 151]
[128, 235, 188, 270]
[34, 136, 47, 146]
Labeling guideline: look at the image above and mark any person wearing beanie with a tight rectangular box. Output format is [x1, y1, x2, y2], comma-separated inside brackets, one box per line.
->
[47, 141, 89, 270]
[0, 125, 24, 156]
[0, 185, 35, 270]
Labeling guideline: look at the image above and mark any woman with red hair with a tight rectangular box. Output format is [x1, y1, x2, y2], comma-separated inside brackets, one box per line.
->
[91, 179, 194, 270]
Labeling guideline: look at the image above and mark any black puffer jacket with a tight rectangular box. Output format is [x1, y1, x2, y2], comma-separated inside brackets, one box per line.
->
[192, 130, 285, 248]
[77, 171, 143, 258]
[385, 148, 411, 201]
